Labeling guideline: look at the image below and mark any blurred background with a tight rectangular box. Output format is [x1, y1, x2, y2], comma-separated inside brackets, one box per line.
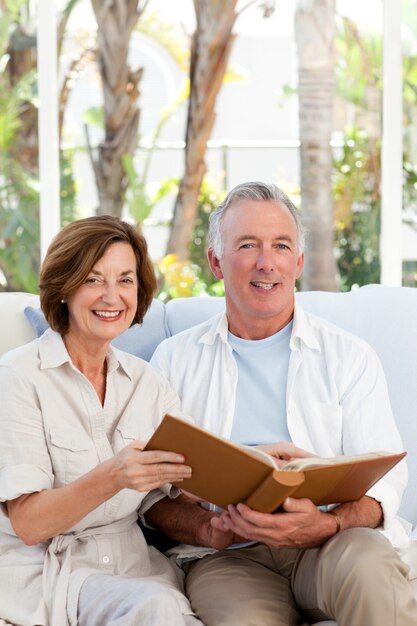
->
[1, 0, 416, 298]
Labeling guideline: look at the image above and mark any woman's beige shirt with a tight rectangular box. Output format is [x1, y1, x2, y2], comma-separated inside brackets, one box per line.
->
[0, 329, 191, 626]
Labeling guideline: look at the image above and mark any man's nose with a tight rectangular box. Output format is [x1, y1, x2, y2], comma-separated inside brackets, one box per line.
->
[256, 248, 274, 271]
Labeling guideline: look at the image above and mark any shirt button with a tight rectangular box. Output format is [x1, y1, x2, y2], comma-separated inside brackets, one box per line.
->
[102, 556, 110, 564]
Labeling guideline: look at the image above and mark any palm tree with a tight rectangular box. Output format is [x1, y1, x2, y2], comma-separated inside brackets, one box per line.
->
[295, 0, 339, 291]
[166, 0, 240, 259]
[5, 0, 85, 170]
[0, 0, 82, 291]
[89, 0, 149, 216]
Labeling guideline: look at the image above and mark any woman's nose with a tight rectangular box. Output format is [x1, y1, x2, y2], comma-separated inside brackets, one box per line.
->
[101, 283, 119, 303]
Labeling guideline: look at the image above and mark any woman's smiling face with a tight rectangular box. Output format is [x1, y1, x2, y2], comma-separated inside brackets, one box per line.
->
[65, 241, 138, 349]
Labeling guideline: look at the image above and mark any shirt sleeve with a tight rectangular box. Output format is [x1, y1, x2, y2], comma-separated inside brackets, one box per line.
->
[161, 374, 183, 417]
[137, 367, 193, 525]
[0, 364, 54, 502]
[137, 485, 181, 528]
[339, 344, 407, 528]
[150, 341, 172, 382]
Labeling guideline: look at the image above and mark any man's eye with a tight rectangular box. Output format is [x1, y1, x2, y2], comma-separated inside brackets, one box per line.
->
[277, 243, 290, 250]
[239, 243, 253, 249]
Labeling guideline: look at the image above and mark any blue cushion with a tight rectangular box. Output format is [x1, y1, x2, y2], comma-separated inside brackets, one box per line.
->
[24, 299, 168, 362]
[24, 305, 49, 336]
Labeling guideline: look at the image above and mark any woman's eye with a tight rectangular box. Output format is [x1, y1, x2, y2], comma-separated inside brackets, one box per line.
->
[85, 277, 99, 284]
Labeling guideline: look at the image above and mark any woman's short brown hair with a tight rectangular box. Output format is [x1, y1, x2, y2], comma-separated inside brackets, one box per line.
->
[39, 216, 157, 334]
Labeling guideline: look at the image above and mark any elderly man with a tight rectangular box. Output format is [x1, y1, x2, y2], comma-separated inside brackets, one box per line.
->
[147, 182, 417, 625]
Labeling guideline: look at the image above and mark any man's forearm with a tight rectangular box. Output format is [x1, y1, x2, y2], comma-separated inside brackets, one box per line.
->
[144, 494, 214, 546]
[145, 493, 383, 554]
[329, 495, 383, 533]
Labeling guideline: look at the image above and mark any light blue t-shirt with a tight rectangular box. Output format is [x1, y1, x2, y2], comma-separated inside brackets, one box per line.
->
[229, 321, 292, 446]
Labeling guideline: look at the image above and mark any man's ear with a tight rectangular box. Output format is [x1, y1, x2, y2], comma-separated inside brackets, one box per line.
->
[207, 247, 224, 280]
[296, 252, 305, 279]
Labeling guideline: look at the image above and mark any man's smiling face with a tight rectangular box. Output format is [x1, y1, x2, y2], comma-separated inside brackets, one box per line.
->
[208, 199, 304, 340]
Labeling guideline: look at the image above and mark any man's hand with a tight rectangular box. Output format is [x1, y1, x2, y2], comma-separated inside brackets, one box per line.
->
[256, 441, 317, 468]
[220, 498, 336, 548]
[145, 494, 241, 550]
[208, 513, 246, 550]
[219, 495, 383, 549]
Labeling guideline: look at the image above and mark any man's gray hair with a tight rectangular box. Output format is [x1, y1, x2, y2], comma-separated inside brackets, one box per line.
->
[208, 181, 305, 257]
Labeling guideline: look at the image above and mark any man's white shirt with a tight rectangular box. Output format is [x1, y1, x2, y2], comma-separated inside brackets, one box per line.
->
[151, 303, 410, 560]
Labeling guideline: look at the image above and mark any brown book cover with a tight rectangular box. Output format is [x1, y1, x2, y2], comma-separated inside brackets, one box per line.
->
[145, 414, 406, 513]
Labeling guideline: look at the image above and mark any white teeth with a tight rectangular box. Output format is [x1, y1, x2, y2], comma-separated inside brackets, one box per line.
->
[251, 282, 275, 290]
[94, 311, 121, 318]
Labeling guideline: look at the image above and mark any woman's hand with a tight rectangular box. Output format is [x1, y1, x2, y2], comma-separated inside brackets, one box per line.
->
[110, 440, 192, 492]
[256, 441, 317, 468]
[7, 441, 191, 545]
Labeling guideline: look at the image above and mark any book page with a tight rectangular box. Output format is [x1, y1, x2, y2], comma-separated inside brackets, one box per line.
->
[239, 444, 278, 468]
[282, 451, 395, 471]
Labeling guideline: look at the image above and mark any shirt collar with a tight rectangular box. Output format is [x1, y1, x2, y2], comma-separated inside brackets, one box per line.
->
[290, 302, 321, 351]
[199, 311, 229, 345]
[38, 329, 70, 369]
[199, 303, 320, 352]
[110, 346, 134, 379]
[38, 328, 133, 379]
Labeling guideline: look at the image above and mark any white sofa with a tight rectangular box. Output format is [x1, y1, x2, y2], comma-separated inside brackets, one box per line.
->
[1, 285, 417, 625]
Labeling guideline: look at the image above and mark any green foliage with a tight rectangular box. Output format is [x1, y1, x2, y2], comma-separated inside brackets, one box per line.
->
[156, 180, 225, 300]
[0, 37, 78, 290]
[123, 153, 179, 224]
[188, 180, 225, 295]
[157, 254, 209, 301]
[333, 132, 417, 291]
[335, 17, 382, 108]
[136, 12, 189, 70]
[0, 2, 80, 292]
[60, 148, 79, 226]
[403, 158, 417, 210]
[0, 147, 78, 293]
[82, 105, 104, 128]
[333, 129, 381, 291]
[0, 167, 41, 293]
[121, 79, 189, 228]
[0, 10, 39, 291]
[333, 13, 417, 290]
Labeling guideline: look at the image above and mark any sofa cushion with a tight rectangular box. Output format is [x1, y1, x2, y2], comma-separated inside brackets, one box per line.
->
[24, 304, 49, 336]
[0, 292, 40, 356]
[24, 299, 168, 362]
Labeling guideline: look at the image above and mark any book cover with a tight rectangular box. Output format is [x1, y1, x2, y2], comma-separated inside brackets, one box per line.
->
[145, 414, 406, 513]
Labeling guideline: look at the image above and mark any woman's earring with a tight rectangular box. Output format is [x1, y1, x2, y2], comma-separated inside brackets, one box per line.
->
[61, 299, 66, 304]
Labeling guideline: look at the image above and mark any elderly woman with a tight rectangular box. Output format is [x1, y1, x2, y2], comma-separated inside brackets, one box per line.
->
[0, 216, 203, 626]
